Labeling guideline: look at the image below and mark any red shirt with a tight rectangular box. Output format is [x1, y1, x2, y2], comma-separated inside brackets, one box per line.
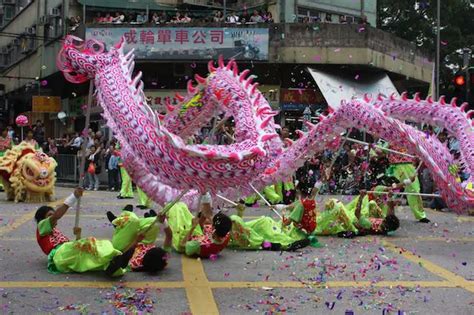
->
[191, 225, 230, 258]
[36, 227, 69, 255]
[130, 243, 156, 270]
[299, 199, 317, 234]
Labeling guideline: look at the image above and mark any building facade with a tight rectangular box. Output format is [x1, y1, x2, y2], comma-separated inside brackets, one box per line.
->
[0, 0, 431, 139]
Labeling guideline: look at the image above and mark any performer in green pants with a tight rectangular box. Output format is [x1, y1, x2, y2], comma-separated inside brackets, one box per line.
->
[116, 142, 134, 199]
[136, 187, 152, 209]
[34, 188, 133, 277]
[385, 143, 429, 222]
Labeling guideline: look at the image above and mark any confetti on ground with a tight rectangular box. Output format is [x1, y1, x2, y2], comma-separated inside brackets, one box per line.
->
[58, 303, 89, 313]
[104, 286, 155, 314]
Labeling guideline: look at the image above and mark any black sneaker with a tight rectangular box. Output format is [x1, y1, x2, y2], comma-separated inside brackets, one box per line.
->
[106, 211, 117, 223]
[123, 204, 133, 212]
[117, 195, 125, 199]
[148, 209, 158, 217]
[286, 239, 310, 251]
[136, 205, 148, 210]
[419, 218, 431, 223]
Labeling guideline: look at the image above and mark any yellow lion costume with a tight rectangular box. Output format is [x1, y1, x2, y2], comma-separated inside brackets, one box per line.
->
[0, 142, 57, 203]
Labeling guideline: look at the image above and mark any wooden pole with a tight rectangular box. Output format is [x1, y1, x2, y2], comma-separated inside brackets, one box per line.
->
[216, 194, 238, 206]
[345, 137, 415, 158]
[367, 191, 440, 198]
[249, 183, 283, 219]
[74, 80, 94, 240]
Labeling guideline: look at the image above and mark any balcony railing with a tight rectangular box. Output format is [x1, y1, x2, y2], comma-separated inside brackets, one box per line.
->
[80, 22, 432, 63]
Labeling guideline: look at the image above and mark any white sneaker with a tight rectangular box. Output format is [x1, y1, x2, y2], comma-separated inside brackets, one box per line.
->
[94, 188, 98, 191]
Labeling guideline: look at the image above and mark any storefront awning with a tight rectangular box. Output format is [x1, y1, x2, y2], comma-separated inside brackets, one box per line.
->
[78, 0, 174, 10]
[307, 68, 399, 110]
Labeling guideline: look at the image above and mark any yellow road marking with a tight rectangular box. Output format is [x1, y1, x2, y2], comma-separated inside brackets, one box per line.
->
[0, 198, 65, 237]
[209, 280, 458, 289]
[457, 217, 474, 223]
[383, 240, 474, 293]
[181, 256, 219, 315]
[0, 280, 463, 289]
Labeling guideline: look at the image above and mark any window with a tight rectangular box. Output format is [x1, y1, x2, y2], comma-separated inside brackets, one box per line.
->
[45, 6, 63, 40]
[4, 5, 15, 20]
[296, 7, 321, 23]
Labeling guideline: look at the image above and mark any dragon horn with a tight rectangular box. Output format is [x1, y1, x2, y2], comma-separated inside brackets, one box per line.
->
[194, 74, 206, 84]
[232, 61, 239, 76]
[175, 93, 185, 102]
[165, 99, 175, 112]
[239, 69, 250, 83]
[460, 102, 469, 112]
[208, 60, 216, 73]
[401, 91, 408, 101]
[218, 55, 225, 68]
[450, 97, 457, 107]
[187, 80, 197, 94]
[439, 95, 446, 105]
[414, 92, 421, 102]
[226, 59, 235, 70]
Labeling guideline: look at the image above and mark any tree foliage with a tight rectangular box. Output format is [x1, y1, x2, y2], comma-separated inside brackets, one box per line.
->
[377, 0, 474, 94]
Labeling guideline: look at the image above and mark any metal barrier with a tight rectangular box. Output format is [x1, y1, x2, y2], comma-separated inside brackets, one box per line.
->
[55, 154, 78, 182]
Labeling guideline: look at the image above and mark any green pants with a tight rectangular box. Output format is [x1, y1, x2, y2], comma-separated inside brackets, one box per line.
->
[137, 187, 152, 208]
[387, 163, 426, 220]
[275, 181, 294, 202]
[243, 185, 282, 205]
[51, 238, 124, 276]
[119, 167, 134, 198]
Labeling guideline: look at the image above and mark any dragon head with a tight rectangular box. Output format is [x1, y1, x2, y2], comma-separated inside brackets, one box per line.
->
[19, 151, 57, 193]
[57, 35, 117, 83]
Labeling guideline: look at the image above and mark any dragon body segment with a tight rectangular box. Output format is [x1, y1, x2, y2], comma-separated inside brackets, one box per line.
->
[57, 36, 474, 213]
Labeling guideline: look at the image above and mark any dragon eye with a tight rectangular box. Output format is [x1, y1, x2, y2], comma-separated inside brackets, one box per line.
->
[26, 167, 34, 177]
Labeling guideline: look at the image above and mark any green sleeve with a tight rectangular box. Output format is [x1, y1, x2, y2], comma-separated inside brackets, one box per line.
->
[289, 201, 304, 223]
[358, 217, 372, 229]
[185, 240, 201, 256]
[38, 217, 53, 236]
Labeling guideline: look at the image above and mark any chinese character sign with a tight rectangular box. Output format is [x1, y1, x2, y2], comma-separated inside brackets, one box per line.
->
[86, 27, 269, 61]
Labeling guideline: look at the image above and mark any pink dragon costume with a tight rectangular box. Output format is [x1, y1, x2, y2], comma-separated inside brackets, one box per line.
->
[57, 36, 474, 213]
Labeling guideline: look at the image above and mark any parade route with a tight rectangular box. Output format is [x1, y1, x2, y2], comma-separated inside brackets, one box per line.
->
[0, 187, 473, 314]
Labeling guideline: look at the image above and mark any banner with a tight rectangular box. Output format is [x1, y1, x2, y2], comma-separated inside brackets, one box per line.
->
[307, 68, 399, 110]
[32, 96, 61, 113]
[280, 89, 325, 111]
[86, 27, 269, 60]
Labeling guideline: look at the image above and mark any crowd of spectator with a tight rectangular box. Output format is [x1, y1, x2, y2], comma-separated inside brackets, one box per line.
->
[88, 9, 276, 25]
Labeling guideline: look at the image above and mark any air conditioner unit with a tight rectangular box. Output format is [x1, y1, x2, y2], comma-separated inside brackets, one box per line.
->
[2, 0, 15, 5]
[50, 7, 60, 16]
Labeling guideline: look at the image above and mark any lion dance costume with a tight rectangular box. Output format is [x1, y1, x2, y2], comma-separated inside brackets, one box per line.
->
[0, 142, 57, 202]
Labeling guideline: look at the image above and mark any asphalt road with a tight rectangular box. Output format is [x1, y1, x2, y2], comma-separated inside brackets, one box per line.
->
[0, 187, 473, 314]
